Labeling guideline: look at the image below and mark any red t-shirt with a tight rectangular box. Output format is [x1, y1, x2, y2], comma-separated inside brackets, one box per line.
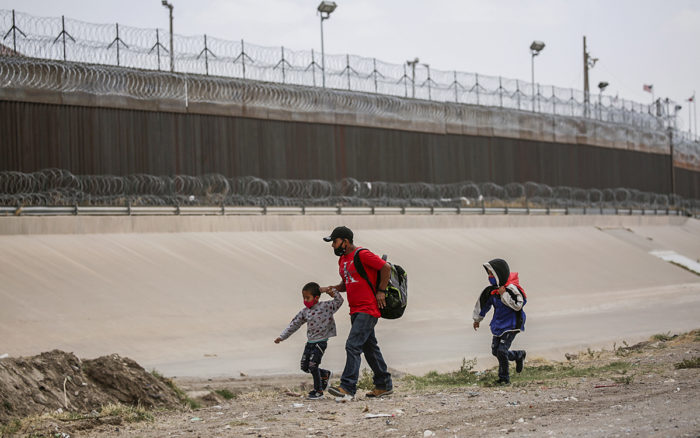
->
[338, 247, 387, 318]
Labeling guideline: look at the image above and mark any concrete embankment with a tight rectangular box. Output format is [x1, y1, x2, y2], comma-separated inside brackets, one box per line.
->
[0, 215, 698, 377]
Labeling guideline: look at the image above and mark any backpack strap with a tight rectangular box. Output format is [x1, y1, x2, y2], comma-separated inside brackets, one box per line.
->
[353, 248, 376, 294]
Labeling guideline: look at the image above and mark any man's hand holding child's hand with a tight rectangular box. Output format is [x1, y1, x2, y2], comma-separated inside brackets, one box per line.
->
[473, 321, 480, 331]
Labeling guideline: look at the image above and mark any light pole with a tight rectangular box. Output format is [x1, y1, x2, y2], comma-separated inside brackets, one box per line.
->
[317, 1, 337, 88]
[406, 57, 419, 98]
[597, 81, 609, 120]
[583, 36, 598, 117]
[530, 40, 545, 112]
[161, 0, 174, 72]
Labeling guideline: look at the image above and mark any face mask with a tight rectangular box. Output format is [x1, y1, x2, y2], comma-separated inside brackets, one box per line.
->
[334, 242, 346, 257]
[304, 297, 319, 309]
[488, 276, 497, 287]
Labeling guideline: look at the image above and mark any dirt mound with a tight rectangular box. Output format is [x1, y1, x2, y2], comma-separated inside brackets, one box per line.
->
[0, 350, 181, 424]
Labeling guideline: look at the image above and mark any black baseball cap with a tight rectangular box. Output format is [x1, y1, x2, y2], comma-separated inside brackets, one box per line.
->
[323, 226, 353, 242]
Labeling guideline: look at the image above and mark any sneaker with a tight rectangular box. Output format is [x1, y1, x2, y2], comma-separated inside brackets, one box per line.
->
[321, 370, 333, 391]
[365, 388, 394, 398]
[307, 390, 324, 400]
[327, 385, 354, 402]
[493, 378, 510, 386]
[516, 351, 526, 373]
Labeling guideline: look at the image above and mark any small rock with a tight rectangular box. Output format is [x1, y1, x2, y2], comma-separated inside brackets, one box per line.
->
[423, 431, 435, 437]
[517, 418, 525, 423]
[190, 417, 201, 422]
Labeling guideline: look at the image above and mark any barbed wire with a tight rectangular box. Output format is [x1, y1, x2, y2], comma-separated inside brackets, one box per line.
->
[0, 8, 690, 133]
[1, 169, 697, 211]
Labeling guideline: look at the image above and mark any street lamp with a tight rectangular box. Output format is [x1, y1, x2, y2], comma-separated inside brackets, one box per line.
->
[317, 1, 337, 88]
[406, 57, 419, 98]
[597, 81, 609, 120]
[161, 0, 174, 72]
[530, 40, 545, 112]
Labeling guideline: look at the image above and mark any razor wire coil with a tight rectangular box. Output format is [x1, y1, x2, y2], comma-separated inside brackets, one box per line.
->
[1, 169, 697, 211]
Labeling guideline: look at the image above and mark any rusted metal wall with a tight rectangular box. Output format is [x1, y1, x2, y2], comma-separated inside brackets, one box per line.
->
[1, 100, 696, 197]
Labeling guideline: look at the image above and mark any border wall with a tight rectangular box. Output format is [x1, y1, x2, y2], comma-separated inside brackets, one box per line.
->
[1, 58, 698, 198]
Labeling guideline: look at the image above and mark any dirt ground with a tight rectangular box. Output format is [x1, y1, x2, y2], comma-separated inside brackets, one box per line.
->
[4, 331, 697, 438]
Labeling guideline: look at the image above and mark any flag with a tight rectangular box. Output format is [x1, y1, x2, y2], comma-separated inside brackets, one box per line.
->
[643, 84, 653, 93]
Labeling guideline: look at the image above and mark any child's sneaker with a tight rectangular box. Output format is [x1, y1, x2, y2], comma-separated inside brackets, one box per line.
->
[307, 390, 324, 400]
[327, 385, 354, 402]
[516, 351, 526, 373]
[365, 388, 393, 398]
[321, 370, 333, 391]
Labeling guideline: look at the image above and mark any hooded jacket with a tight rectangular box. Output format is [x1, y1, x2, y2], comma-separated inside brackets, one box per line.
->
[473, 258, 527, 336]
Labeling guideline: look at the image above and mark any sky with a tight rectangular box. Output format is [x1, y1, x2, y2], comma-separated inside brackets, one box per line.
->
[1, 0, 698, 132]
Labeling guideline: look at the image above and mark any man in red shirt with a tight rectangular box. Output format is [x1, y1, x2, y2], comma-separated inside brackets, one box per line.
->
[320, 226, 394, 400]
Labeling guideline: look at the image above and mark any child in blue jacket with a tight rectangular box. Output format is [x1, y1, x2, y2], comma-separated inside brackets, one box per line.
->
[472, 258, 527, 384]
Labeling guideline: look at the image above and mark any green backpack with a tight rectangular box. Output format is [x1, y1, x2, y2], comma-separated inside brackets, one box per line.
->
[353, 248, 408, 319]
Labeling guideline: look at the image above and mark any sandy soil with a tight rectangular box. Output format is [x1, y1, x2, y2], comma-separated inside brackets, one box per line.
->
[42, 331, 697, 438]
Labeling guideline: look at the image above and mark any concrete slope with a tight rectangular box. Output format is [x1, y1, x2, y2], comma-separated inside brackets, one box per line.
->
[0, 216, 698, 377]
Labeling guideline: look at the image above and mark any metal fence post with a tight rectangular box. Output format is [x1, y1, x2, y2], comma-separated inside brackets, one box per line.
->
[52, 16, 75, 61]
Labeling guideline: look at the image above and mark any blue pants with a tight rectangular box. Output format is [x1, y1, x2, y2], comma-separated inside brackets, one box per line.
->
[339, 312, 392, 395]
[491, 331, 525, 382]
[300, 341, 329, 392]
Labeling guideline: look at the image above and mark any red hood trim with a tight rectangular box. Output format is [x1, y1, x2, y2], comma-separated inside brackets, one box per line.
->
[491, 272, 527, 298]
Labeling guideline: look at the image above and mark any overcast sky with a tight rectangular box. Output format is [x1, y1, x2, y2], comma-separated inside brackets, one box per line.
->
[1, 0, 698, 131]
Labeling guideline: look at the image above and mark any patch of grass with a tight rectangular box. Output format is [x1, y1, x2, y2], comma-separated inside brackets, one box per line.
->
[228, 420, 249, 427]
[3, 400, 12, 411]
[214, 389, 236, 400]
[612, 375, 633, 385]
[402, 357, 491, 389]
[357, 368, 374, 390]
[674, 357, 700, 369]
[403, 356, 635, 390]
[651, 332, 674, 342]
[99, 403, 154, 423]
[54, 410, 86, 421]
[156, 374, 201, 410]
[520, 361, 630, 381]
[0, 418, 22, 436]
[0, 403, 154, 437]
